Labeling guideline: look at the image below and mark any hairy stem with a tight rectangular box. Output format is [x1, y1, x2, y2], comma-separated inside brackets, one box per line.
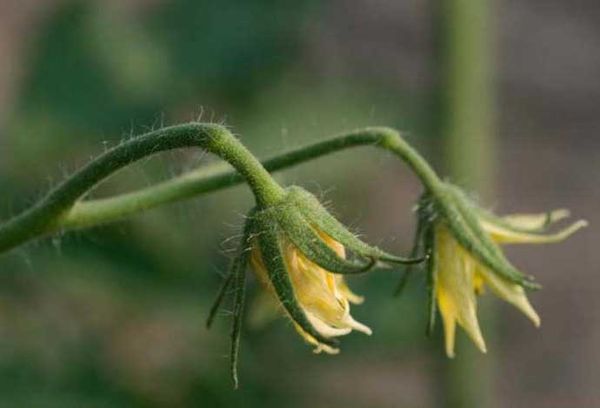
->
[0, 123, 283, 253]
[63, 127, 442, 230]
[0, 126, 442, 254]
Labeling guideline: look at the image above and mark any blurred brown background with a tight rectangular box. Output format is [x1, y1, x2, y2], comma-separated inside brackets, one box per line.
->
[0, 0, 598, 407]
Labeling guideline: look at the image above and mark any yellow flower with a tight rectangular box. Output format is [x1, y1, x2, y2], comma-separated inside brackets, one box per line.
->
[250, 230, 371, 354]
[209, 187, 420, 387]
[434, 210, 587, 357]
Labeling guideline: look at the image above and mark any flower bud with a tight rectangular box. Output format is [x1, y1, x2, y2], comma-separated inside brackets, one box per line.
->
[208, 186, 423, 386]
[248, 186, 423, 352]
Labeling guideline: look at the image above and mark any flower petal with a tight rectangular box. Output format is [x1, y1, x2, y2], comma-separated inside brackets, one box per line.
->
[305, 311, 353, 337]
[480, 218, 587, 244]
[438, 286, 487, 357]
[292, 323, 341, 354]
[502, 209, 570, 230]
[344, 314, 372, 335]
[250, 224, 370, 352]
[335, 275, 365, 305]
[440, 309, 457, 358]
[478, 269, 541, 327]
[435, 226, 487, 357]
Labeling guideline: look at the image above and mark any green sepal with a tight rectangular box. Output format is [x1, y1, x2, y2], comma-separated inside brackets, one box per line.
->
[206, 271, 234, 329]
[393, 271, 411, 297]
[207, 208, 258, 330]
[450, 186, 540, 288]
[436, 185, 538, 289]
[254, 212, 338, 348]
[230, 245, 248, 389]
[424, 225, 437, 337]
[288, 187, 424, 265]
[394, 193, 436, 297]
[394, 207, 426, 296]
[277, 207, 375, 275]
[229, 209, 256, 389]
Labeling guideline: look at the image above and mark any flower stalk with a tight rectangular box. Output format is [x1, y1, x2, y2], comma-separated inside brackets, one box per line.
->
[16, 127, 441, 234]
[0, 123, 283, 253]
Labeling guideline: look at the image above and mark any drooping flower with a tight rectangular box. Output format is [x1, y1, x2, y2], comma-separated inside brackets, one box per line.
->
[250, 229, 371, 354]
[207, 186, 423, 386]
[411, 185, 587, 357]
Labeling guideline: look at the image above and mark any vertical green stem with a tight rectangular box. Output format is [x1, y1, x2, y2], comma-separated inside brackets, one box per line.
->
[435, 0, 497, 407]
[438, 0, 496, 192]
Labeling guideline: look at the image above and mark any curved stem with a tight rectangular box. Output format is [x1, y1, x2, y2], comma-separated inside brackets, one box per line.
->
[63, 127, 443, 230]
[0, 123, 283, 253]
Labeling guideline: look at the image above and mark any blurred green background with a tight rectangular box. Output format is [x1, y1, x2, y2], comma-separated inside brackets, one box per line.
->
[0, 1, 597, 407]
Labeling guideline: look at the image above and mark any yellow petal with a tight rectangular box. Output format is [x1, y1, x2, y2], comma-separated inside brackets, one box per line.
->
[473, 273, 486, 295]
[335, 275, 365, 305]
[481, 219, 587, 244]
[344, 313, 372, 335]
[477, 269, 541, 327]
[435, 226, 487, 357]
[461, 312, 487, 355]
[440, 307, 457, 358]
[502, 209, 570, 230]
[313, 343, 340, 355]
[317, 229, 346, 258]
[250, 230, 370, 351]
[250, 243, 271, 288]
[285, 243, 348, 326]
[438, 286, 487, 357]
[292, 323, 340, 354]
[305, 310, 353, 337]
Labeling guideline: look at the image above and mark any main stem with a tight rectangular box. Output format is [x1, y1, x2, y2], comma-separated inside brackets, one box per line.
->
[434, 0, 497, 406]
[0, 123, 283, 253]
[0, 126, 443, 254]
[60, 127, 444, 231]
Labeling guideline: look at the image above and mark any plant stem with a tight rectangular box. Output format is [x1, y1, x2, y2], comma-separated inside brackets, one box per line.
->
[0, 125, 444, 254]
[0, 123, 283, 253]
[434, 0, 497, 406]
[61, 127, 443, 230]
